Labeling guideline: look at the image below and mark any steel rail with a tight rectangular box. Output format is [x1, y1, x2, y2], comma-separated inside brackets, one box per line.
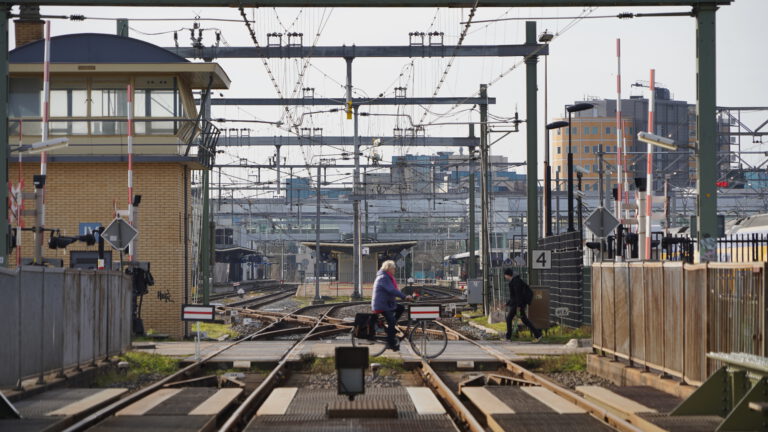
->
[218, 303, 345, 432]
[417, 360, 485, 432]
[436, 322, 644, 432]
[61, 305, 311, 432]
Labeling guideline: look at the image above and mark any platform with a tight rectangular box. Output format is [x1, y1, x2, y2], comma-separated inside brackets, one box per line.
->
[245, 387, 458, 432]
[0, 388, 127, 432]
[136, 340, 589, 364]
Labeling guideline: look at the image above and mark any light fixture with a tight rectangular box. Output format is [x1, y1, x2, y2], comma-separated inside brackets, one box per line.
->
[538, 31, 553, 43]
[637, 131, 676, 151]
[546, 120, 569, 130]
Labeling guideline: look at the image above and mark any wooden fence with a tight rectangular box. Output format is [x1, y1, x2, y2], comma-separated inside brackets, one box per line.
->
[592, 262, 767, 385]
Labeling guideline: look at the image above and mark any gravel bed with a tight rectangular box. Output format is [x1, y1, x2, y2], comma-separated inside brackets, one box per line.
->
[256, 297, 302, 311]
[308, 372, 401, 390]
[328, 303, 371, 320]
[543, 370, 618, 390]
[440, 317, 500, 341]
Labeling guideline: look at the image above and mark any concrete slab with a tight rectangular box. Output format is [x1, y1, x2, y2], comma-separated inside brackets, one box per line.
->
[405, 387, 446, 415]
[46, 388, 127, 416]
[521, 387, 586, 414]
[461, 387, 515, 415]
[257, 388, 298, 416]
[577, 385, 657, 415]
[116, 389, 182, 416]
[188, 388, 243, 416]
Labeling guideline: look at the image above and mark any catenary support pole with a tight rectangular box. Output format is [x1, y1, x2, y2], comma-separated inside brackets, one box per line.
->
[468, 141, 476, 280]
[696, 4, 718, 262]
[201, 89, 212, 305]
[615, 38, 624, 261]
[0, 8, 8, 263]
[313, 163, 323, 304]
[525, 21, 539, 284]
[479, 84, 490, 314]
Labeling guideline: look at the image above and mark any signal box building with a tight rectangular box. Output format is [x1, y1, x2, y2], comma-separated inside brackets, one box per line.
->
[7, 31, 230, 338]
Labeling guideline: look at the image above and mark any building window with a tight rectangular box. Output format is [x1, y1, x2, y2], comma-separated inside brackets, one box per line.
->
[556, 147, 561, 154]
[215, 228, 234, 246]
[584, 127, 590, 135]
[592, 126, 598, 135]
[593, 145, 598, 153]
[593, 164, 598, 172]
[605, 127, 611, 134]
[572, 127, 577, 135]
[585, 146, 590, 153]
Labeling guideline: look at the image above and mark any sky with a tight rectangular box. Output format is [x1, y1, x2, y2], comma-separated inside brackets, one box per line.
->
[10, 0, 768, 193]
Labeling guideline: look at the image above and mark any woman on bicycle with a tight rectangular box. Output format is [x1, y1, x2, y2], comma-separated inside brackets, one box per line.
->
[371, 260, 412, 351]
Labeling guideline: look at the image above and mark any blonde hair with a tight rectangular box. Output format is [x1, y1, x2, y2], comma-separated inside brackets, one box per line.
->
[380, 260, 396, 273]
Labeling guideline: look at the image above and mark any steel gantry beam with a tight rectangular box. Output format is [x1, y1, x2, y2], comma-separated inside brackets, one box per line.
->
[3, 0, 731, 6]
[200, 97, 496, 106]
[217, 136, 481, 147]
[167, 44, 547, 60]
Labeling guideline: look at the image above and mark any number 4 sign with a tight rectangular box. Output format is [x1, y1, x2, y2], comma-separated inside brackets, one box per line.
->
[531, 250, 552, 270]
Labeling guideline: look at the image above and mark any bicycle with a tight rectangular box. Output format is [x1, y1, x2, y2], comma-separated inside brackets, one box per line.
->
[351, 303, 448, 359]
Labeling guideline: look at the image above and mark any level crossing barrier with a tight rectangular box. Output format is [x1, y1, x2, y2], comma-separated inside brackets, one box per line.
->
[0, 266, 132, 388]
[592, 261, 767, 384]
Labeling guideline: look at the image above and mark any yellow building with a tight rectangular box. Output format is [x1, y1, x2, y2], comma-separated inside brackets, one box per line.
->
[550, 116, 635, 194]
[7, 31, 230, 338]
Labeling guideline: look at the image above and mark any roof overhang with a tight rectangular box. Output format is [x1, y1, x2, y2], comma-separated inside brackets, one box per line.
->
[9, 62, 231, 89]
[301, 241, 417, 255]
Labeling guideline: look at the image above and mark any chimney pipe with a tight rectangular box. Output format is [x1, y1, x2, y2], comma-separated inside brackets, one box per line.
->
[15, 5, 44, 48]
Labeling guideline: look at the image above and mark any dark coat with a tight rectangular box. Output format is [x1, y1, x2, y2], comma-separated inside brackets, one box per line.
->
[506, 275, 527, 309]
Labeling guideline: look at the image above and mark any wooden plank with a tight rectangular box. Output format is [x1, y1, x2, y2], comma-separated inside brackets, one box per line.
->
[47, 389, 128, 416]
[521, 387, 585, 414]
[576, 386, 657, 419]
[684, 264, 708, 383]
[663, 262, 685, 374]
[628, 262, 645, 364]
[188, 388, 243, 416]
[592, 265, 602, 349]
[602, 265, 615, 352]
[645, 265, 664, 366]
[255, 388, 297, 416]
[614, 264, 630, 357]
[405, 387, 446, 415]
[461, 387, 515, 416]
[116, 389, 182, 416]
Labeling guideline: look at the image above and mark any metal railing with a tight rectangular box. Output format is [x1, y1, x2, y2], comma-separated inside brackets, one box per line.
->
[0, 266, 132, 389]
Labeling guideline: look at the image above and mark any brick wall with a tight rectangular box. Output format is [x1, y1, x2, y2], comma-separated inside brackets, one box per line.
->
[15, 20, 44, 48]
[9, 161, 193, 338]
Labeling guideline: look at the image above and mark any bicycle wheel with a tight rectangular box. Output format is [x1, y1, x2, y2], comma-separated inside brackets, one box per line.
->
[408, 320, 448, 359]
[350, 328, 387, 357]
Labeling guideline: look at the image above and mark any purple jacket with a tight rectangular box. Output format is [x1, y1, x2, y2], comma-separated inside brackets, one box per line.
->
[371, 270, 406, 312]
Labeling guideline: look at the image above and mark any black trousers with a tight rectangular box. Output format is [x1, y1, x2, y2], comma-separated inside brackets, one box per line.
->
[382, 303, 405, 347]
[505, 305, 541, 339]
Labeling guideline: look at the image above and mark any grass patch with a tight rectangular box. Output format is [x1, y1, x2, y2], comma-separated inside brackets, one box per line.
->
[94, 351, 179, 387]
[370, 356, 406, 375]
[198, 322, 239, 340]
[465, 311, 592, 344]
[525, 353, 586, 374]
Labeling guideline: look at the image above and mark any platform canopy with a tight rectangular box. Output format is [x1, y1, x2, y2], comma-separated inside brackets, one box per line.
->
[301, 241, 417, 257]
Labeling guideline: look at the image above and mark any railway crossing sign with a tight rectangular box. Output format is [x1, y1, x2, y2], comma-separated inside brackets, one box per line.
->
[585, 207, 620, 238]
[181, 304, 216, 322]
[530, 250, 552, 270]
[102, 218, 138, 251]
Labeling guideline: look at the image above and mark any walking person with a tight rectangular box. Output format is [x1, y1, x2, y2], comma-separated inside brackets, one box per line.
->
[371, 260, 412, 351]
[503, 268, 542, 342]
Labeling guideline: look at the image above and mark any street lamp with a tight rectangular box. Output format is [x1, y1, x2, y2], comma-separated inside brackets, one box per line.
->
[637, 131, 677, 150]
[544, 121, 569, 237]
[565, 103, 594, 232]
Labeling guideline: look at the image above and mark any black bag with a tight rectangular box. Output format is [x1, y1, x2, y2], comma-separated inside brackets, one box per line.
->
[521, 279, 534, 306]
[353, 313, 377, 339]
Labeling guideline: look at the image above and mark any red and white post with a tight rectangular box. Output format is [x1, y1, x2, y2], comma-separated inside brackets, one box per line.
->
[34, 21, 51, 264]
[615, 39, 624, 246]
[644, 69, 656, 260]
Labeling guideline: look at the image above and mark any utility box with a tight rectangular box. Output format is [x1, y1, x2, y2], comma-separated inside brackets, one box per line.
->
[528, 286, 550, 330]
[467, 278, 483, 305]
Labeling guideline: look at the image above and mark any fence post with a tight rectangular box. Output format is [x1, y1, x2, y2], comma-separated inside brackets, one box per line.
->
[76, 271, 82, 372]
[15, 267, 23, 391]
[37, 268, 46, 385]
[91, 273, 97, 367]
